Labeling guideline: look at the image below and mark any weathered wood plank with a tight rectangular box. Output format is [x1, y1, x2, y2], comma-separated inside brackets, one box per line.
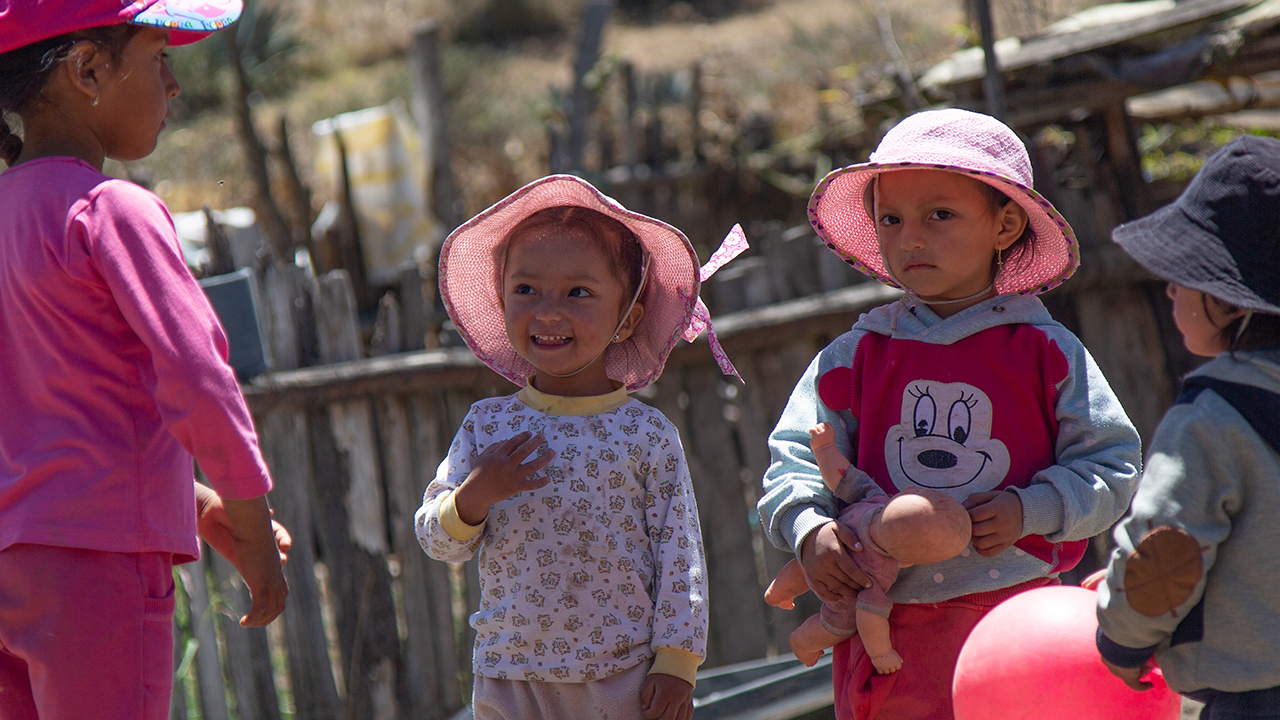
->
[410, 393, 466, 713]
[375, 394, 441, 719]
[260, 409, 342, 720]
[309, 400, 402, 720]
[682, 364, 771, 667]
[211, 553, 283, 720]
[181, 553, 232, 720]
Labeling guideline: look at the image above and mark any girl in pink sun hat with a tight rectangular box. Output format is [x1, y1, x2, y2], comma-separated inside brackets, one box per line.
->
[757, 108, 1142, 719]
[0, 2, 288, 719]
[417, 174, 746, 720]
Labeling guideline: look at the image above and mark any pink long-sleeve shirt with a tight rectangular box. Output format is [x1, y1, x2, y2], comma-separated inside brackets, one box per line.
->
[0, 157, 271, 563]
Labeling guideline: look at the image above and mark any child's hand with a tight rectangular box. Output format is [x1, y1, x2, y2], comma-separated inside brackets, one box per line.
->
[453, 432, 556, 525]
[195, 484, 292, 567]
[196, 490, 289, 627]
[799, 521, 870, 603]
[641, 673, 694, 720]
[1101, 656, 1156, 692]
[963, 490, 1024, 557]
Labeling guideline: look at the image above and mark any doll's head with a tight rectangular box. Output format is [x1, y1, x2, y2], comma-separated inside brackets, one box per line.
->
[870, 488, 972, 567]
[498, 206, 647, 396]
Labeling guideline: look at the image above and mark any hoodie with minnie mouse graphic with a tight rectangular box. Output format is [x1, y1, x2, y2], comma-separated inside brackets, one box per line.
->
[758, 293, 1142, 603]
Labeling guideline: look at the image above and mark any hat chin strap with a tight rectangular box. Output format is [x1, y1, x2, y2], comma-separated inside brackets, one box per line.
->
[539, 254, 651, 380]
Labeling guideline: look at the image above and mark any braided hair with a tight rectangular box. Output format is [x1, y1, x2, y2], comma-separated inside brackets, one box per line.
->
[0, 25, 139, 166]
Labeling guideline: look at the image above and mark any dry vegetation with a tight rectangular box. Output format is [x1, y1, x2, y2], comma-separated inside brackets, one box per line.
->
[124, 0, 1109, 218]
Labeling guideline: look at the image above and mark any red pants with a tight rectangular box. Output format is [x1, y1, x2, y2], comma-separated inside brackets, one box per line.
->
[833, 579, 1053, 720]
[0, 544, 175, 720]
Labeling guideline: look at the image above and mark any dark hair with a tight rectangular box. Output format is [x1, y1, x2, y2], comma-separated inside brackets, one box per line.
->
[502, 206, 647, 303]
[0, 25, 141, 165]
[1201, 294, 1280, 354]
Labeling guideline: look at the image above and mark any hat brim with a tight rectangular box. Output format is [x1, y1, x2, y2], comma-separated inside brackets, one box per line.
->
[1113, 203, 1280, 315]
[131, 0, 241, 44]
[439, 175, 701, 392]
[808, 162, 1079, 296]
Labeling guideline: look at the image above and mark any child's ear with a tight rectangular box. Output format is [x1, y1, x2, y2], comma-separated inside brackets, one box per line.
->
[61, 41, 112, 106]
[995, 201, 1029, 250]
[613, 303, 645, 343]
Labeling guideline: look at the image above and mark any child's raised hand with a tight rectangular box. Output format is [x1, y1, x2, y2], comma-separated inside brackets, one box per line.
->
[963, 490, 1024, 557]
[641, 673, 694, 720]
[799, 520, 870, 603]
[453, 432, 556, 525]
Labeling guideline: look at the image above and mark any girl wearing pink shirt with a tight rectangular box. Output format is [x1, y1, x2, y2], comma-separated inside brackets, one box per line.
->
[0, 2, 287, 718]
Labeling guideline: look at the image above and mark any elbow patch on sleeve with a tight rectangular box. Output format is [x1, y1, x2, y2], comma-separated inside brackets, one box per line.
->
[1121, 525, 1207, 618]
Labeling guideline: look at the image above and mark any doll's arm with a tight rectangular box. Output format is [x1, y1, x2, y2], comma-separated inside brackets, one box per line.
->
[809, 423, 852, 495]
[856, 608, 902, 674]
[765, 558, 811, 609]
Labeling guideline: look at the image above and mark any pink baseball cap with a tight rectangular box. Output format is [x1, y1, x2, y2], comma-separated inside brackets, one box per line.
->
[809, 108, 1080, 296]
[0, 0, 242, 55]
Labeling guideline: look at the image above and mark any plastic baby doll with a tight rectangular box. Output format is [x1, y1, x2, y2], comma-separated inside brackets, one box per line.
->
[765, 422, 972, 672]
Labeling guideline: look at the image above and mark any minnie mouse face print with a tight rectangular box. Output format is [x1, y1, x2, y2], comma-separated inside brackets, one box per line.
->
[884, 381, 1010, 500]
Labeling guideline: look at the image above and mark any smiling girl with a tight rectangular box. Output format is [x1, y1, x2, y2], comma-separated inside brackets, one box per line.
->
[757, 109, 1143, 719]
[416, 176, 745, 720]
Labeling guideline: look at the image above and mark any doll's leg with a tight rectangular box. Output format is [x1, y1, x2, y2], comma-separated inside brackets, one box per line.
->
[856, 608, 903, 674]
[809, 423, 851, 495]
[764, 558, 810, 609]
[788, 613, 849, 667]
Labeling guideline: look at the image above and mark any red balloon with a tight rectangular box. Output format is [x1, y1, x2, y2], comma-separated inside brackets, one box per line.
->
[953, 586, 1182, 720]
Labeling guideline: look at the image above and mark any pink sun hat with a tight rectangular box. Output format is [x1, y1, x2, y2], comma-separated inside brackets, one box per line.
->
[0, 0, 242, 55]
[439, 174, 747, 392]
[808, 108, 1079, 296]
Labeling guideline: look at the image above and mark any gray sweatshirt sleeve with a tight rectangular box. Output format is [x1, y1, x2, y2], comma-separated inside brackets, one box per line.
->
[1096, 400, 1238, 660]
[1009, 328, 1143, 541]
[757, 330, 877, 555]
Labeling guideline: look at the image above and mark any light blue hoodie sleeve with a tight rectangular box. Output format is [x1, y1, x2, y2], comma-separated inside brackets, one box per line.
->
[757, 329, 880, 555]
[1011, 326, 1143, 541]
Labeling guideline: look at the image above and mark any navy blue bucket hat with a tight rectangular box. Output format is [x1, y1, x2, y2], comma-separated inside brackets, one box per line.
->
[1112, 136, 1280, 315]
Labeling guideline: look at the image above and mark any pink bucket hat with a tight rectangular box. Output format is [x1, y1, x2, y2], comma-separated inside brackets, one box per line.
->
[0, 0, 242, 55]
[808, 108, 1079, 296]
[439, 174, 746, 392]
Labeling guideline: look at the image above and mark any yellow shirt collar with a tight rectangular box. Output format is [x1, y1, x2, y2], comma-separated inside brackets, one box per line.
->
[517, 383, 630, 416]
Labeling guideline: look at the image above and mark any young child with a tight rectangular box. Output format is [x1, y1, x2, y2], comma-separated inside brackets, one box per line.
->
[415, 175, 744, 720]
[757, 108, 1143, 720]
[765, 423, 972, 673]
[0, 2, 288, 719]
[1096, 136, 1280, 718]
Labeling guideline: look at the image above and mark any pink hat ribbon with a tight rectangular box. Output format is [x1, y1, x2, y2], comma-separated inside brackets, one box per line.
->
[681, 224, 749, 382]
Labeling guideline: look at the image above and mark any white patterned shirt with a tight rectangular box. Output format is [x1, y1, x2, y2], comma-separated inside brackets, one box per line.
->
[415, 385, 708, 684]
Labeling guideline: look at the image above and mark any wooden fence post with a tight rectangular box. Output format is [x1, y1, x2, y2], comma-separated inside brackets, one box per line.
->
[316, 270, 363, 365]
[568, 1, 613, 171]
[210, 553, 283, 720]
[261, 409, 342, 720]
[182, 554, 232, 720]
[376, 394, 442, 719]
[409, 21, 462, 230]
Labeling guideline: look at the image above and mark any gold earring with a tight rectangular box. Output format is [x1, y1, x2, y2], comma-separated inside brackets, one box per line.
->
[996, 248, 1004, 272]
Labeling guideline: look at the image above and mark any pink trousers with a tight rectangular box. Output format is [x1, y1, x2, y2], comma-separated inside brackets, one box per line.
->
[833, 578, 1054, 720]
[0, 544, 175, 720]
